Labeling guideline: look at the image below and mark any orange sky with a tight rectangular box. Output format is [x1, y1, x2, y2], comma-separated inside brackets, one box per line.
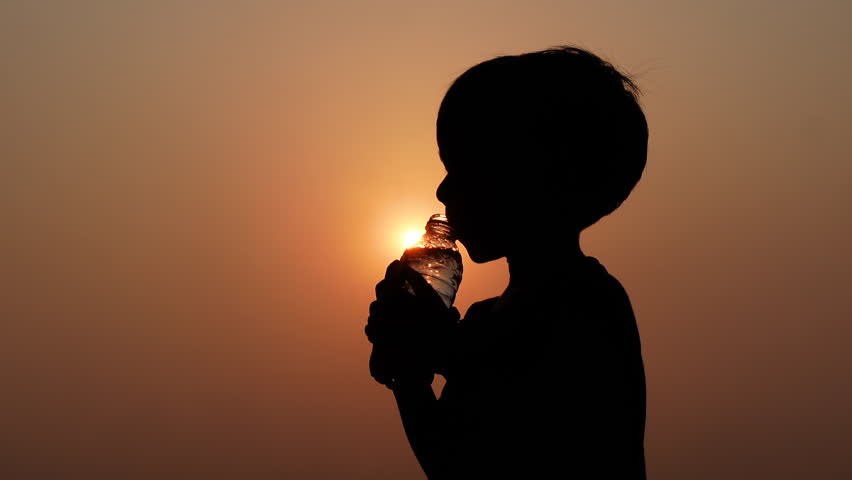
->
[2, 1, 851, 478]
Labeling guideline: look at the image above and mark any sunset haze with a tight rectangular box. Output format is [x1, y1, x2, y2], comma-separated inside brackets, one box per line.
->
[2, 1, 851, 478]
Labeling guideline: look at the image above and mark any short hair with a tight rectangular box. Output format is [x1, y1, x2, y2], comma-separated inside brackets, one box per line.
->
[436, 46, 648, 229]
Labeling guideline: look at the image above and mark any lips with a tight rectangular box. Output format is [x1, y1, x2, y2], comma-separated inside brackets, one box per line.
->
[444, 210, 463, 236]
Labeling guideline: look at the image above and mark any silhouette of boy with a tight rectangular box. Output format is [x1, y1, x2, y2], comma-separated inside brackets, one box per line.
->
[366, 46, 648, 479]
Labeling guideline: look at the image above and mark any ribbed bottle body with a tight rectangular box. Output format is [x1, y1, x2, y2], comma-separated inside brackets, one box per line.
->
[400, 214, 463, 308]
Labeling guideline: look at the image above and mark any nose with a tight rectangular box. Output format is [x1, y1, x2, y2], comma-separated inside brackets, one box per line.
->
[436, 175, 451, 205]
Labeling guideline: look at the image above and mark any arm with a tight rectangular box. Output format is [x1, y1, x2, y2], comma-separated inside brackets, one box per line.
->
[392, 380, 447, 479]
[365, 261, 459, 478]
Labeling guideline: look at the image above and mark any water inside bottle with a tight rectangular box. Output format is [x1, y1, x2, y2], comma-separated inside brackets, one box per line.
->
[400, 246, 463, 308]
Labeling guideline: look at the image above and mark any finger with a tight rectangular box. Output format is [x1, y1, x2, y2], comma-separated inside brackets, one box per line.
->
[375, 277, 412, 301]
[374, 261, 408, 300]
[369, 294, 418, 323]
[375, 279, 392, 299]
[369, 299, 382, 317]
[370, 344, 401, 387]
[397, 263, 445, 309]
[375, 279, 402, 301]
[385, 259, 404, 279]
[365, 323, 380, 344]
[370, 357, 394, 386]
[365, 314, 396, 344]
[365, 313, 408, 341]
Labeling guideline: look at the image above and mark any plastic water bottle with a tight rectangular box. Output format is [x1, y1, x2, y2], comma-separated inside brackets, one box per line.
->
[400, 214, 463, 308]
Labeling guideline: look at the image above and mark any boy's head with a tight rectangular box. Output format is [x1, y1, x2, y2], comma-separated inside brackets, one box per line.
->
[435, 46, 648, 263]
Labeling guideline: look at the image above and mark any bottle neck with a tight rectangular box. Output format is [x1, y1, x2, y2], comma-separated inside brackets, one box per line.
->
[425, 222, 455, 241]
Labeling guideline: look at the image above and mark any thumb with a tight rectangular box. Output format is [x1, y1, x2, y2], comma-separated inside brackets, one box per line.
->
[397, 263, 446, 309]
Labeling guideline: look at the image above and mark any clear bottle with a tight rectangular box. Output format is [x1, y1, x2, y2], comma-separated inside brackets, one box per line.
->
[400, 214, 463, 308]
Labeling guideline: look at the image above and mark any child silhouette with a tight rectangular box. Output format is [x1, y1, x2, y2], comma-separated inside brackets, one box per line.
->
[366, 46, 648, 479]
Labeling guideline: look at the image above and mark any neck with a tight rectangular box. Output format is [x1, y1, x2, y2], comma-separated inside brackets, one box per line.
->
[506, 233, 584, 288]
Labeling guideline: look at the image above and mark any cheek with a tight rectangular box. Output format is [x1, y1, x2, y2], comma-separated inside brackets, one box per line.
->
[458, 182, 508, 218]
[456, 201, 502, 243]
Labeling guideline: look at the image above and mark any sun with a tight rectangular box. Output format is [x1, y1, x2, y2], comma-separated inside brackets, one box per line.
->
[403, 230, 423, 248]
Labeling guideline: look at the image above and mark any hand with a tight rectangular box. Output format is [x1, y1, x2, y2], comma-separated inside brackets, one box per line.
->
[365, 260, 460, 389]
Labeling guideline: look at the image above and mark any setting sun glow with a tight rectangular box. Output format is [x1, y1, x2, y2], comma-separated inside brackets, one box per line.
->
[403, 230, 423, 248]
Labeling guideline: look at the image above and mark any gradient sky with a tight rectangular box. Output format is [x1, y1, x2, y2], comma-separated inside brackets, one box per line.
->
[2, 1, 851, 478]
